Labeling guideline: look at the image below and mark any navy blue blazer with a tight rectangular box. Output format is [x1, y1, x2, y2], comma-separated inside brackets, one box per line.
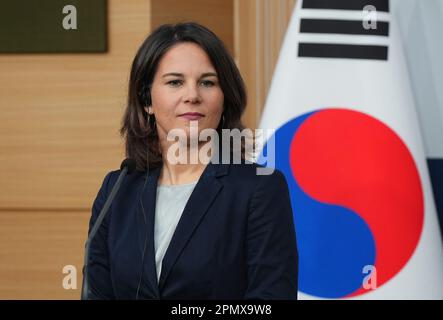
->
[86, 161, 298, 299]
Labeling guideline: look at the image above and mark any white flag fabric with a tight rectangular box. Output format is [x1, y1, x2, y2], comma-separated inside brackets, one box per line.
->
[258, 0, 443, 299]
[393, 0, 443, 160]
[393, 0, 443, 243]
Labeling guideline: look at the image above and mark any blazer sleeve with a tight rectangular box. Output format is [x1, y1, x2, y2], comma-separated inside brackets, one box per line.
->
[83, 171, 116, 300]
[244, 169, 298, 300]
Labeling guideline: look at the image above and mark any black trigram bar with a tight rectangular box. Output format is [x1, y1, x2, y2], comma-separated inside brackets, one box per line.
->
[298, 43, 388, 60]
[300, 19, 389, 36]
[302, 0, 390, 12]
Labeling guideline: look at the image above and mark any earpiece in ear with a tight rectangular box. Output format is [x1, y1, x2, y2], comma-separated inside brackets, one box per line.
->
[141, 82, 152, 107]
[144, 90, 152, 107]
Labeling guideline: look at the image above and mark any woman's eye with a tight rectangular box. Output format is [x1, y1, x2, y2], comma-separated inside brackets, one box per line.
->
[200, 80, 215, 87]
[167, 80, 182, 87]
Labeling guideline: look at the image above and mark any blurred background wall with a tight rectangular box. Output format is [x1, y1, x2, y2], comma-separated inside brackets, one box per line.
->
[0, 0, 295, 299]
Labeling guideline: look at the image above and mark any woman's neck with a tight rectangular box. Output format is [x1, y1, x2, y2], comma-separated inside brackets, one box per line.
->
[158, 161, 207, 186]
[158, 141, 212, 186]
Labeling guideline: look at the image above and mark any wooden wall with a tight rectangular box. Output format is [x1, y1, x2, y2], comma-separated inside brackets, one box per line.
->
[0, 0, 295, 299]
[0, 0, 150, 299]
[235, 0, 296, 127]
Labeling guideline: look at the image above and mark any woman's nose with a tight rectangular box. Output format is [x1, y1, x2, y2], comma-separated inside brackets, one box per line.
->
[183, 84, 201, 104]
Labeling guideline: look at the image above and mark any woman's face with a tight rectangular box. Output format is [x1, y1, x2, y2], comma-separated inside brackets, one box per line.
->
[146, 42, 224, 142]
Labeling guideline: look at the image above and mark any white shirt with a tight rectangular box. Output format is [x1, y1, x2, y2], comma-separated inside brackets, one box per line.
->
[153, 181, 198, 281]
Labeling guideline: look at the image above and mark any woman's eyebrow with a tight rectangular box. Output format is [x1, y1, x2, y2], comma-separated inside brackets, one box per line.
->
[201, 72, 218, 78]
[161, 72, 218, 78]
[162, 72, 184, 78]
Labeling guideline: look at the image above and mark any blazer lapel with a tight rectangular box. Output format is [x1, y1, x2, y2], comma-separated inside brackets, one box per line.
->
[158, 161, 230, 290]
[136, 165, 162, 298]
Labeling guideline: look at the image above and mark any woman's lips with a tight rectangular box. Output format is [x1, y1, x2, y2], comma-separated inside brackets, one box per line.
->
[179, 113, 204, 120]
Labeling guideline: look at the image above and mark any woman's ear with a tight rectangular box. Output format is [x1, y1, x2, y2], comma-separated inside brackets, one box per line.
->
[144, 106, 153, 114]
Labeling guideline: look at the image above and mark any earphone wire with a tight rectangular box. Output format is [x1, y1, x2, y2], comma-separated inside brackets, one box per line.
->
[135, 114, 151, 300]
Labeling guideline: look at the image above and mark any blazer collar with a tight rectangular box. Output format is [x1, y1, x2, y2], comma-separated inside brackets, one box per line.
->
[136, 159, 230, 295]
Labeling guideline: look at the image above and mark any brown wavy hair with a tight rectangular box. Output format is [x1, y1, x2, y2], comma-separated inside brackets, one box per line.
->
[120, 22, 248, 171]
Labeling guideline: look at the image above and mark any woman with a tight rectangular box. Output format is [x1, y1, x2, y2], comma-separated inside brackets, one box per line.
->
[85, 22, 298, 299]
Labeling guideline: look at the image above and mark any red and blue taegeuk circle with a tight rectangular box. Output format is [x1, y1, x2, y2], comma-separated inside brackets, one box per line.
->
[259, 108, 424, 298]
